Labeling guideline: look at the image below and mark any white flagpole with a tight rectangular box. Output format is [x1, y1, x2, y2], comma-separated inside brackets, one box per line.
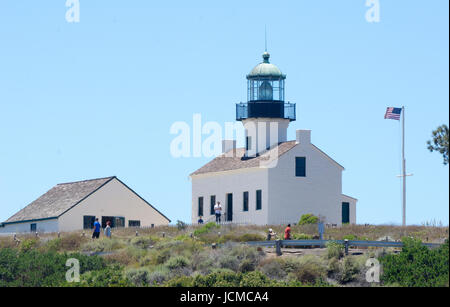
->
[402, 106, 406, 227]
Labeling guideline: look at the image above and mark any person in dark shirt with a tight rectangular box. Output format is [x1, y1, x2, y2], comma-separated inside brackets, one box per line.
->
[92, 218, 101, 239]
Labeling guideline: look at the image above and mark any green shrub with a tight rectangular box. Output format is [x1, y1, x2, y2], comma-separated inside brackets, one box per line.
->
[0, 248, 106, 287]
[240, 271, 274, 287]
[165, 256, 190, 270]
[125, 267, 152, 286]
[148, 267, 171, 286]
[292, 233, 314, 240]
[327, 257, 340, 275]
[130, 236, 159, 249]
[193, 271, 243, 287]
[287, 255, 327, 284]
[218, 254, 240, 271]
[326, 241, 344, 260]
[298, 214, 319, 225]
[165, 275, 194, 287]
[20, 238, 39, 252]
[194, 222, 219, 236]
[380, 238, 449, 287]
[258, 258, 287, 280]
[337, 256, 362, 283]
[80, 265, 131, 287]
[81, 238, 124, 253]
[217, 233, 265, 243]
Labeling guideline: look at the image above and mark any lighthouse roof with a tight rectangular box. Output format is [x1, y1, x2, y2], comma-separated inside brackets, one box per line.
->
[247, 52, 286, 79]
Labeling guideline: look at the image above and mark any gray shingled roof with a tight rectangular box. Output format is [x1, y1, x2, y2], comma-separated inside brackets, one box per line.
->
[4, 177, 115, 223]
[190, 141, 298, 176]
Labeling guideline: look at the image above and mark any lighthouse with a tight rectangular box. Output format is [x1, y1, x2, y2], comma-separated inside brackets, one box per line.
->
[190, 50, 357, 226]
[236, 52, 296, 157]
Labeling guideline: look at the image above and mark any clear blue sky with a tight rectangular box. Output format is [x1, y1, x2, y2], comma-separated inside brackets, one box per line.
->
[0, 0, 448, 225]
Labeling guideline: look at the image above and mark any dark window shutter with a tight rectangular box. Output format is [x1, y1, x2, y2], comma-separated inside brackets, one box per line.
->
[243, 191, 249, 212]
[296, 157, 306, 177]
[198, 197, 204, 217]
[210, 195, 216, 215]
[256, 190, 262, 210]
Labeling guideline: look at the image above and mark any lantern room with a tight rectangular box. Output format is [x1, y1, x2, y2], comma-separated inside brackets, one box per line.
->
[247, 52, 286, 102]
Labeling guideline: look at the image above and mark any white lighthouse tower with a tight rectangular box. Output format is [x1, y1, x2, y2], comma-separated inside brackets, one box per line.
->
[236, 52, 296, 157]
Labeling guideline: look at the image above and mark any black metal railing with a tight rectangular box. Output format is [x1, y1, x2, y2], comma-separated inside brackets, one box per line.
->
[236, 102, 296, 121]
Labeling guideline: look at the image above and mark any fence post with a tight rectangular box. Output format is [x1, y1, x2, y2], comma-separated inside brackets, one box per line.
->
[275, 240, 283, 256]
[344, 239, 349, 256]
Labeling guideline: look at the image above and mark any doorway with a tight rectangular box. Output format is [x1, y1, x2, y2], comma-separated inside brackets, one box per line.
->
[342, 202, 350, 224]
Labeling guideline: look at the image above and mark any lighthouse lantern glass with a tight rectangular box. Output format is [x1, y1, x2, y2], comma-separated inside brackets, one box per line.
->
[248, 79, 284, 102]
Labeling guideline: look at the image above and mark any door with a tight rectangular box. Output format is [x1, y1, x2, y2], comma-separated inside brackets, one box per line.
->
[226, 193, 233, 222]
[342, 202, 350, 224]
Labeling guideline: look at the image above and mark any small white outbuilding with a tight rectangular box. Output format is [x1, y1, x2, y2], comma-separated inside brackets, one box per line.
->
[0, 176, 170, 233]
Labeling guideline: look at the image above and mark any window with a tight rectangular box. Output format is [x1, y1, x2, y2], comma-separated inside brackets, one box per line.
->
[295, 157, 306, 177]
[30, 223, 37, 232]
[83, 216, 95, 230]
[198, 197, 204, 217]
[102, 216, 125, 228]
[256, 190, 262, 210]
[128, 220, 141, 227]
[115, 217, 125, 228]
[243, 191, 249, 212]
[210, 195, 216, 215]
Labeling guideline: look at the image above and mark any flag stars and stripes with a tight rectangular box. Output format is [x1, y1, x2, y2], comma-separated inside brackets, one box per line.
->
[384, 107, 402, 120]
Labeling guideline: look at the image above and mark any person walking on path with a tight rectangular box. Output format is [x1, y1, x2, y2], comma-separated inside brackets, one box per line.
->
[92, 218, 101, 239]
[214, 202, 222, 223]
[104, 220, 112, 238]
[284, 224, 292, 240]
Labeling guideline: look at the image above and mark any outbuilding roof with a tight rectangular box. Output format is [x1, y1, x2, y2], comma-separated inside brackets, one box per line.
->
[4, 177, 115, 224]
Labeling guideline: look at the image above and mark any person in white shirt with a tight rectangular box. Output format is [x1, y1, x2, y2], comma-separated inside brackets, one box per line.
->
[214, 202, 222, 223]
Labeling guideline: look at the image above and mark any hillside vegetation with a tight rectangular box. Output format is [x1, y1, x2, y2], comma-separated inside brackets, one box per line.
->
[0, 223, 448, 287]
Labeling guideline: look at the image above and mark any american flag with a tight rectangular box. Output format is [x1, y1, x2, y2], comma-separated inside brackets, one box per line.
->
[384, 107, 402, 120]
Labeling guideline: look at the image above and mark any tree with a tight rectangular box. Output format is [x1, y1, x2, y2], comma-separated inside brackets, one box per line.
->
[427, 124, 449, 165]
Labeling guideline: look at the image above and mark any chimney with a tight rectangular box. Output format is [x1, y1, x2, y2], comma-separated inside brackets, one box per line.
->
[222, 140, 237, 155]
[296, 130, 311, 145]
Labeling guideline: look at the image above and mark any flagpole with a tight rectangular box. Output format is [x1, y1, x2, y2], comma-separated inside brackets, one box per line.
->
[402, 106, 406, 227]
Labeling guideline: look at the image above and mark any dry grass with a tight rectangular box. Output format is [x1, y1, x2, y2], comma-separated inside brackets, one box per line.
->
[1, 224, 447, 252]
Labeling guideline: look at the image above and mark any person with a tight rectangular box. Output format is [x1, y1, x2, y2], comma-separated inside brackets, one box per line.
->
[284, 224, 292, 240]
[267, 228, 277, 241]
[104, 220, 112, 238]
[92, 218, 101, 239]
[214, 202, 222, 223]
[198, 216, 204, 224]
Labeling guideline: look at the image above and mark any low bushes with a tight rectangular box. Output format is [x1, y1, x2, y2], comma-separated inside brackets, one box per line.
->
[194, 222, 219, 236]
[298, 214, 319, 226]
[0, 248, 105, 287]
[326, 241, 344, 260]
[380, 238, 449, 287]
[81, 238, 125, 253]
